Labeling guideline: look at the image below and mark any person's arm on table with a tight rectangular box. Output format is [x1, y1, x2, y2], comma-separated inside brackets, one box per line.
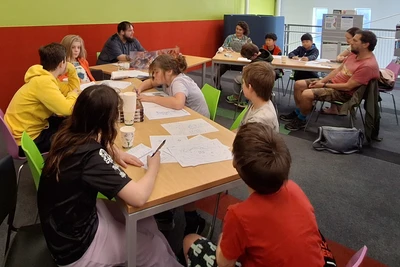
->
[58, 62, 80, 95]
[117, 152, 160, 207]
[139, 92, 186, 110]
[136, 79, 160, 93]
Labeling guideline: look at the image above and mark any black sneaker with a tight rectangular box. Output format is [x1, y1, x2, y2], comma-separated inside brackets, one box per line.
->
[279, 111, 298, 122]
[184, 212, 209, 236]
[284, 117, 306, 131]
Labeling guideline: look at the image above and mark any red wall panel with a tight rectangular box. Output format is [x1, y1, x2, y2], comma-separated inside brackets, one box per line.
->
[0, 20, 223, 111]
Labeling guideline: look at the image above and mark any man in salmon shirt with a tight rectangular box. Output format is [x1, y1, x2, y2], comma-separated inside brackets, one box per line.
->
[183, 122, 336, 267]
[280, 30, 380, 131]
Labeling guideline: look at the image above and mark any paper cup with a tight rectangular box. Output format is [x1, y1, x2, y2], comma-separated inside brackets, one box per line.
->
[281, 56, 288, 64]
[122, 92, 137, 113]
[124, 111, 134, 125]
[120, 126, 135, 148]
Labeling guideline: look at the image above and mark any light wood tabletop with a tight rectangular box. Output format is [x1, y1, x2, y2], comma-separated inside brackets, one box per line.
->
[116, 78, 239, 214]
[211, 52, 341, 72]
[90, 55, 211, 75]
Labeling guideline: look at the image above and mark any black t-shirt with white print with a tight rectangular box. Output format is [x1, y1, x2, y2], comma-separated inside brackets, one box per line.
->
[37, 140, 130, 265]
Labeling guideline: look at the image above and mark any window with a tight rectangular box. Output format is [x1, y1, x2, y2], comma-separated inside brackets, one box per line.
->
[313, 7, 328, 27]
[355, 8, 372, 28]
[312, 7, 328, 55]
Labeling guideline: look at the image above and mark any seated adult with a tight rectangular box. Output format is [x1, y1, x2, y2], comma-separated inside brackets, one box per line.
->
[280, 30, 380, 131]
[215, 21, 252, 89]
[4, 43, 80, 156]
[97, 21, 145, 65]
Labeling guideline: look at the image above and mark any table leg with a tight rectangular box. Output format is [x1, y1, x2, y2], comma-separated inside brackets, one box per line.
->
[211, 61, 215, 87]
[126, 214, 138, 267]
[202, 63, 206, 86]
[208, 193, 221, 240]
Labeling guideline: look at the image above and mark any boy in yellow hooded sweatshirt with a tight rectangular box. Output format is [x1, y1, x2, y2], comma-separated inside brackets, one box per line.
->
[4, 43, 80, 156]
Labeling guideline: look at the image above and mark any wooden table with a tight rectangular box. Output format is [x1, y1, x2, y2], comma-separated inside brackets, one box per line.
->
[211, 52, 341, 87]
[116, 79, 242, 267]
[90, 55, 211, 86]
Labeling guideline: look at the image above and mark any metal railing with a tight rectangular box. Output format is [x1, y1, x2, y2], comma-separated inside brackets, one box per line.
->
[284, 24, 397, 68]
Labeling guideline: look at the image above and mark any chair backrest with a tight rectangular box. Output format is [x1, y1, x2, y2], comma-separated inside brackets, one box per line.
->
[386, 61, 400, 78]
[345, 245, 368, 267]
[21, 131, 45, 189]
[0, 115, 22, 159]
[0, 155, 17, 225]
[230, 106, 249, 131]
[201, 83, 221, 121]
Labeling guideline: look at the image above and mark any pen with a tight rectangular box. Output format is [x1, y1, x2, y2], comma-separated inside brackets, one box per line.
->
[151, 140, 166, 157]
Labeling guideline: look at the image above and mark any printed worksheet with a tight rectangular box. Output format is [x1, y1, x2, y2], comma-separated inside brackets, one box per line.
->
[150, 135, 188, 163]
[126, 144, 152, 169]
[161, 119, 219, 136]
[100, 80, 132, 90]
[167, 139, 233, 167]
[80, 81, 96, 90]
[111, 70, 149, 80]
[144, 105, 191, 120]
[188, 135, 230, 149]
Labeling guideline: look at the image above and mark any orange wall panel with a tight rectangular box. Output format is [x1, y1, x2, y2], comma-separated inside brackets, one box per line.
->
[0, 20, 223, 111]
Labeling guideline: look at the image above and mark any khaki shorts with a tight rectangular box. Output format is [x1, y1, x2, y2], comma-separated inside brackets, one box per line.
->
[304, 79, 352, 103]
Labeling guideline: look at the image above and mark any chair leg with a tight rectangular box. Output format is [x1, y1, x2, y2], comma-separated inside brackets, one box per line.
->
[208, 193, 222, 240]
[390, 93, 399, 125]
[304, 103, 317, 131]
[284, 76, 291, 96]
[16, 161, 26, 184]
[287, 80, 294, 106]
[359, 106, 365, 127]
[315, 101, 325, 123]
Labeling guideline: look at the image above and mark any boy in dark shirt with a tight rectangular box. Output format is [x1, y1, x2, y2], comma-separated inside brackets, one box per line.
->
[289, 33, 320, 81]
[226, 43, 274, 108]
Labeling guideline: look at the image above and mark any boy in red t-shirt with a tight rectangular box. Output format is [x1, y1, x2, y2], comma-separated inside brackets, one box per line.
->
[183, 122, 336, 267]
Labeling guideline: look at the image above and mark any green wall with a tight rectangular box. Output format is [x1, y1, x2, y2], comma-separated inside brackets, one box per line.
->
[250, 0, 276, 15]
[0, 0, 275, 27]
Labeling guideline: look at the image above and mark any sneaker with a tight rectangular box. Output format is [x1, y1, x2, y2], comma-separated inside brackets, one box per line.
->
[226, 94, 239, 104]
[279, 111, 297, 122]
[284, 117, 306, 131]
[184, 212, 210, 236]
[235, 101, 248, 109]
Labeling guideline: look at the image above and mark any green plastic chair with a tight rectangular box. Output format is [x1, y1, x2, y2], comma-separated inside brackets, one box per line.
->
[21, 131, 113, 201]
[201, 83, 221, 121]
[230, 105, 249, 131]
[21, 132, 43, 189]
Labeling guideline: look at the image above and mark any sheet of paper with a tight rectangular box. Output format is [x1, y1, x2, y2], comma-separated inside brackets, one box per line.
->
[272, 55, 282, 59]
[126, 144, 153, 169]
[161, 119, 219, 136]
[305, 62, 332, 68]
[144, 105, 191, 120]
[188, 135, 230, 149]
[80, 81, 96, 90]
[167, 139, 233, 167]
[141, 92, 169, 97]
[111, 70, 149, 80]
[150, 135, 189, 163]
[237, 57, 251, 62]
[100, 80, 132, 90]
[341, 16, 354, 30]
